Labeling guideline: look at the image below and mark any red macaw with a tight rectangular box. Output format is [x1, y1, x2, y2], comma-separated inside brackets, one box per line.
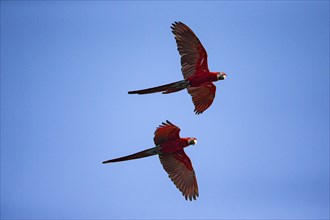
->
[103, 120, 199, 200]
[128, 21, 227, 114]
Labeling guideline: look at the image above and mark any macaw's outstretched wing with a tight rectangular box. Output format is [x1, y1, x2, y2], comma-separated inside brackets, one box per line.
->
[159, 149, 199, 201]
[187, 82, 216, 114]
[154, 120, 180, 145]
[171, 21, 209, 80]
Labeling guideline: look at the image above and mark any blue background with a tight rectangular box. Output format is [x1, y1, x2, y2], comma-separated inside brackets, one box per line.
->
[1, 1, 329, 219]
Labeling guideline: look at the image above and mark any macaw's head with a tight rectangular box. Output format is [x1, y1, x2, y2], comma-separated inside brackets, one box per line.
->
[217, 72, 227, 81]
[188, 138, 197, 146]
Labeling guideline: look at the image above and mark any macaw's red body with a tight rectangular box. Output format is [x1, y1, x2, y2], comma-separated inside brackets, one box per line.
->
[128, 21, 227, 114]
[103, 120, 199, 201]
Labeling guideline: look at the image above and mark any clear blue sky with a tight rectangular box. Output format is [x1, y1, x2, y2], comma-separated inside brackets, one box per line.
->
[1, 1, 329, 219]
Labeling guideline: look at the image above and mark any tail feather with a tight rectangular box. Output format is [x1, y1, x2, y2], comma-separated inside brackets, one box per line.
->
[128, 80, 189, 95]
[102, 147, 159, 164]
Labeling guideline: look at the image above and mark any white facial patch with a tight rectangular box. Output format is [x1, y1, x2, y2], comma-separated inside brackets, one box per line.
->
[223, 74, 226, 79]
[193, 139, 197, 145]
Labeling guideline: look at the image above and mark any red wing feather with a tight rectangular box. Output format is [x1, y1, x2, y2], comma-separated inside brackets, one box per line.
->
[171, 21, 209, 79]
[154, 120, 180, 145]
[159, 150, 199, 201]
[188, 82, 216, 114]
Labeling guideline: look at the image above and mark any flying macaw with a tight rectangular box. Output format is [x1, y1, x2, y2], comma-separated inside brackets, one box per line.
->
[128, 21, 227, 114]
[103, 120, 199, 200]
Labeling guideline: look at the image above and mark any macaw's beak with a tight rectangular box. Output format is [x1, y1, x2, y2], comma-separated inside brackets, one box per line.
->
[217, 72, 227, 80]
[189, 139, 197, 145]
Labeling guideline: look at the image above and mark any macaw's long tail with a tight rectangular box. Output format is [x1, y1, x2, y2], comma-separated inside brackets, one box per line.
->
[128, 80, 189, 95]
[102, 146, 159, 164]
